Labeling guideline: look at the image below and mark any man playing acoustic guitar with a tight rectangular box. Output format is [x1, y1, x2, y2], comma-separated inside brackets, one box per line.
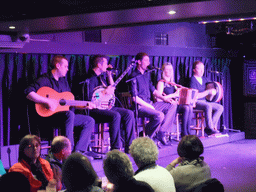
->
[25, 55, 100, 159]
[82, 54, 136, 154]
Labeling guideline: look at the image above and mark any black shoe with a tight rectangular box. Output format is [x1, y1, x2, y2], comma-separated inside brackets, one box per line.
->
[156, 131, 168, 145]
[152, 136, 162, 149]
[205, 128, 217, 136]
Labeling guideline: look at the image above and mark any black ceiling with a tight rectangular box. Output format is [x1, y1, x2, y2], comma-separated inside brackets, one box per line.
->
[0, 0, 207, 21]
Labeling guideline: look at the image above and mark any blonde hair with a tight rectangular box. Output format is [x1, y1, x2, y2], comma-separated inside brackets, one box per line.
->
[161, 62, 174, 82]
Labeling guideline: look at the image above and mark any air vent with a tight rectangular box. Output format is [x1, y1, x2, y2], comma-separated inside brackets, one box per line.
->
[155, 32, 168, 46]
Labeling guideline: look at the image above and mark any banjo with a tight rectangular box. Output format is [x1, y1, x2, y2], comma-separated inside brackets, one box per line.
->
[91, 62, 135, 110]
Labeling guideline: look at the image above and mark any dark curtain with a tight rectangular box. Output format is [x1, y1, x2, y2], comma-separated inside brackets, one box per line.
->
[0, 53, 233, 146]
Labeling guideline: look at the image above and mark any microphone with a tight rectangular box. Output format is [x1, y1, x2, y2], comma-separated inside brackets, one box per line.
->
[107, 67, 118, 71]
[208, 70, 220, 74]
[147, 65, 161, 70]
[106, 67, 118, 75]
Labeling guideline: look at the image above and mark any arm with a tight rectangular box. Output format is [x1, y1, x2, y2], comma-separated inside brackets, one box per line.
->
[156, 81, 179, 102]
[133, 96, 155, 110]
[26, 91, 58, 112]
[197, 89, 216, 99]
[166, 157, 183, 171]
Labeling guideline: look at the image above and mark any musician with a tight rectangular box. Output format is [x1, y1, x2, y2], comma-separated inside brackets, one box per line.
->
[82, 54, 135, 153]
[129, 52, 177, 145]
[189, 61, 223, 135]
[156, 62, 193, 137]
[24, 55, 100, 159]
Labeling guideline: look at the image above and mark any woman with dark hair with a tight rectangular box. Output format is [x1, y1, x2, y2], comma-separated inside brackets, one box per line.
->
[9, 134, 54, 192]
[62, 152, 104, 192]
[166, 135, 212, 192]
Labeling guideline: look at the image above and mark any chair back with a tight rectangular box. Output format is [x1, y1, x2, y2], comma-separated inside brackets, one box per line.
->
[192, 178, 224, 192]
[118, 92, 134, 109]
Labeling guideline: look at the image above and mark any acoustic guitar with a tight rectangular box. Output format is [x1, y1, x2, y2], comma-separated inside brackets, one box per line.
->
[36, 87, 90, 117]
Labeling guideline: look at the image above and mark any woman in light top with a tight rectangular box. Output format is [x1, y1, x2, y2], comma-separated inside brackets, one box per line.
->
[156, 62, 193, 137]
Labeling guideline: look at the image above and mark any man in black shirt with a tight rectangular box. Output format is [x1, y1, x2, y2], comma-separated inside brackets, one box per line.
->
[82, 54, 136, 153]
[25, 55, 99, 159]
[129, 52, 177, 145]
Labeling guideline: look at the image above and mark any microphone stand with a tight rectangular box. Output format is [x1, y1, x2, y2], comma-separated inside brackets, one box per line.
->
[80, 79, 90, 116]
[126, 68, 157, 136]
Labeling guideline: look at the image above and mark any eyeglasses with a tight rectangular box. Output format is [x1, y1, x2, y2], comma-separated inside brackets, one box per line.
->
[26, 144, 40, 149]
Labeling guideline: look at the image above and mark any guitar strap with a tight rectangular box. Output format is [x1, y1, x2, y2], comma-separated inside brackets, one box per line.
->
[99, 75, 108, 88]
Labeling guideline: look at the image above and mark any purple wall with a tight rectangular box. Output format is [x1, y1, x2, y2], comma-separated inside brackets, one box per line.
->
[0, 22, 227, 57]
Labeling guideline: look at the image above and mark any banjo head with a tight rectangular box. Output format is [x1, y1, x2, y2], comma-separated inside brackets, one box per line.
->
[91, 87, 115, 110]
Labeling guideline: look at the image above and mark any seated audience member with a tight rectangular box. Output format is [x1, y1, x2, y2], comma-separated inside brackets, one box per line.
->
[9, 134, 54, 192]
[129, 137, 176, 192]
[103, 149, 154, 192]
[46, 136, 72, 191]
[166, 135, 211, 192]
[0, 172, 30, 192]
[62, 152, 104, 192]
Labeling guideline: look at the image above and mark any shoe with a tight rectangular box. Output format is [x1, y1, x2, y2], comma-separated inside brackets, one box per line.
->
[152, 136, 162, 149]
[156, 131, 168, 145]
[205, 128, 217, 136]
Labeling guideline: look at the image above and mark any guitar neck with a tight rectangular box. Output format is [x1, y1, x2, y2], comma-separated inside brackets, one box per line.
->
[61, 99, 89, 107]
[113, 62, 135, 87]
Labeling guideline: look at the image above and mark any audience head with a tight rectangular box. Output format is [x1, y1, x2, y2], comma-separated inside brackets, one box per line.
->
[177, 135, 204, 161]
[51, 136, 72, 161]
[18, 134, 41, 162]
[129, 137, 159, 168]
[161, 62, 174, 82]
[0, 172, 30, 192]
[62, 152, 98, 191]
[103, 150, 134, 186]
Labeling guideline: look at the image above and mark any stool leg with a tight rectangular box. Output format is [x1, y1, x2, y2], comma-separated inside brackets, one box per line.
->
[176, 113, 180, 140]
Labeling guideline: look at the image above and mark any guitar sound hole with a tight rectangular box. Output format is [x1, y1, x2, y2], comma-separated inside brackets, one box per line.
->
[59, 99, 66, 106]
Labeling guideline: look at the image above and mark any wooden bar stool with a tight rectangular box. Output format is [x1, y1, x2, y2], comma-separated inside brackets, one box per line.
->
[169, 113, 181, 141]
[190, 109, 205, 137]
[91, 123, 110, 154]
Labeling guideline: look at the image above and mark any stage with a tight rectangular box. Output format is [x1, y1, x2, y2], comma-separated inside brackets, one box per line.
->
[91, 131, 256, 192]
[91, 131, 246, 178]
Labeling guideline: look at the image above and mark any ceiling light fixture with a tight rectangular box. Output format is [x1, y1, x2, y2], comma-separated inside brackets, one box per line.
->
[9, 26, 15, 29]
[168, 10, 176, 15]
